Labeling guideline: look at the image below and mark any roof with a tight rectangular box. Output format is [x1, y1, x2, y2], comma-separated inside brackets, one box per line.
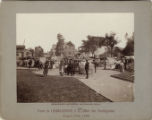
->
[65, 41, 74, 47]
[16, 45, 25, 49]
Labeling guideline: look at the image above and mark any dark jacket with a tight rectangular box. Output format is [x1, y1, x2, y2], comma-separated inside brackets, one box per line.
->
[85, 62, 89, 70]
[44, 62, 49, 69]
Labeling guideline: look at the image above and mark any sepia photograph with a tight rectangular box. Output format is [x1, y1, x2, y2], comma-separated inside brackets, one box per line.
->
[16, 13, 134, 103]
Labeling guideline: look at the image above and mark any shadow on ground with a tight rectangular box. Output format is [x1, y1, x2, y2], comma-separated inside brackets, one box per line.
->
[17, 69, 112, 102]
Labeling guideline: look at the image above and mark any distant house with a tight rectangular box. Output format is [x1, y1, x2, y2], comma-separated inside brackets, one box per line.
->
[23, 49, 33, 58]
[16, 45, 34, 60]
[16, 45, 25, 60]
[50, 41, 76, 59]
[63, 41, 76, 58]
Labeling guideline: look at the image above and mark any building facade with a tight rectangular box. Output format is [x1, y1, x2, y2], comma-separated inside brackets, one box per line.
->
[16, 45, 34, 60]
[16, 45, 25, 60]
[50, 41, 76, 59]
[63, 41, 76, 58]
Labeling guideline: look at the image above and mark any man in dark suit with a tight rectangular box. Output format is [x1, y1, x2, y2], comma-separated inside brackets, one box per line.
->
[85, 60, 89, 79]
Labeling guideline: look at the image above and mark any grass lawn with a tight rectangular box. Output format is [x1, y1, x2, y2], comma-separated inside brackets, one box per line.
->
[17, 70, 111, 102]
[111, 71, 134, 82]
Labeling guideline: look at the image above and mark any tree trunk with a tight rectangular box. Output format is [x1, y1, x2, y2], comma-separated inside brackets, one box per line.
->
[111, 47, 113, 57]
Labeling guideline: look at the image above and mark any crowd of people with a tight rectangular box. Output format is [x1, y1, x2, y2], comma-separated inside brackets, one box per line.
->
[17, 58, 54, 69]
[51, 58, 97, 79]
[17, 56, 134, 78]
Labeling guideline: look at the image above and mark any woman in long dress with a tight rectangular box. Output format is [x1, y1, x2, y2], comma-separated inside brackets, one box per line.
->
[43, 61, 49, 76]
[59, 59, 64, 76]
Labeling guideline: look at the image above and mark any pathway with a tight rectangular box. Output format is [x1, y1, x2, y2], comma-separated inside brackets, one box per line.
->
[33, 68, 134, 102]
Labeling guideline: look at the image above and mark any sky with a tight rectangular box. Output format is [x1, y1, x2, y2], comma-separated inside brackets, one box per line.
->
[16, 13, 134, 52]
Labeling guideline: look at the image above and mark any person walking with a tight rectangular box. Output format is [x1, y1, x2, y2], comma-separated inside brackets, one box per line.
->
[43, 61, 49, 76]
[67, 59, 72, 76]
[93, 59, 97, 73]
[71, 60, 75, 76]
[124, 57, 127, 70]
[59, 59, 64, 76]
[103, 57, 107, 70]
[85, 60, 89, 79]
[120, 59, 125, 72]
[28, 59, 32, 68]
[50, 60, 53, 69]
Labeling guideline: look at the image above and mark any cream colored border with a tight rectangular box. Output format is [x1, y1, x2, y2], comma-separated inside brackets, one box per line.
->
[0, 1, 152, 120]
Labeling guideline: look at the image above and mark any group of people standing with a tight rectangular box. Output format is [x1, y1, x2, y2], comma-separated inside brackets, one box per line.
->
[59, 59, 77, 76]
[25, 57, 98, 78]
[58, 59, 97, 79]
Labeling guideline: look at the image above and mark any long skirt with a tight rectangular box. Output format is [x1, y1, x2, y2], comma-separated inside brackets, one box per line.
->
[43, 68, 48, 76]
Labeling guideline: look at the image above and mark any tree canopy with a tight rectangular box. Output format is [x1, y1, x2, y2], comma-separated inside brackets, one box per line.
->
[113, 33, 134, 56]
[122, 34, 134, 56]
[104, 32, 117, 57]
[55, 33, 65, 56]
[80, 32, 118, 57]
[80, 36, 98, 57]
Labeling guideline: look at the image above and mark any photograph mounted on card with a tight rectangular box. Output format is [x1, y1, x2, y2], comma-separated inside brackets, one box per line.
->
[0, 1, 152, 120]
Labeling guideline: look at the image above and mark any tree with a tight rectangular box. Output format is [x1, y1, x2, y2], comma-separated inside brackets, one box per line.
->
[98, 37, 105, 47]
[80, 36, 99, 57]
[113, 46, 122, 57]
[104, 32, 117, 57]
[113, 33, 134, 56]
[35, 46, 44, 57]
[55, 33, 64, 56]
[80, 33, 118, 57]
[122, 33, 134, 56]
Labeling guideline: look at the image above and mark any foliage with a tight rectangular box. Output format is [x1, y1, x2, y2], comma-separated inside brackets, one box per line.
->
[80, 32, 118, 57]
[55, 33, 64, 56]
[113, 33, 134, 56]
[35, 46, 44, 57]
[122, 34, 134, 56]
[80, 36, 98, 57]
[104, 32, 117, 57]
